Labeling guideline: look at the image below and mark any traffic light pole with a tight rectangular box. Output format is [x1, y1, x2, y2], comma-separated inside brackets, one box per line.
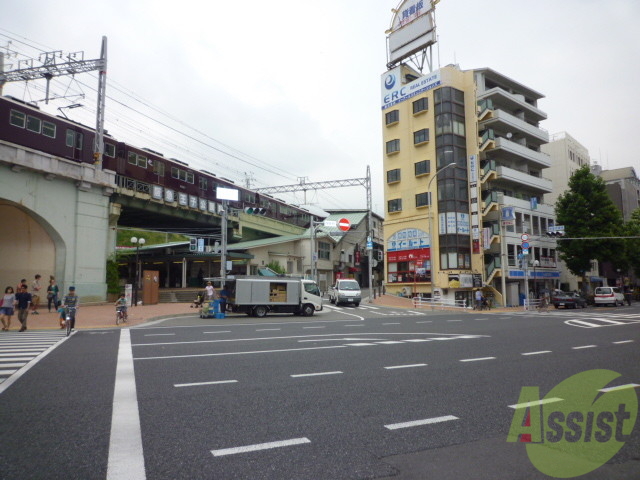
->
[220, 200, 228, 286]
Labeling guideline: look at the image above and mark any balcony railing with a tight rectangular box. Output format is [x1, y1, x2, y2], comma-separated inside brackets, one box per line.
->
[485, 255, 502, 279]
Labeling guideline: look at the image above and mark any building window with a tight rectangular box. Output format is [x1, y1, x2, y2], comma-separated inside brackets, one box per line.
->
[42, 121, 56, 138]
[414, 129, 429, 145]
[386, 139, 400, 154]
[387, 168, 401, 183]
[388, 198, 402, 213]
[415, 160, 430, 176]
[10, 110, 26, 128]
[416, 192, 431, 208]
[104, 143, 116, 158]
[318, 241, 330, 260]
[128, 151, 148, 168]
[385, 110, 399, 125]
[412, 97, 428, 114]
[26, 115, 42, 133]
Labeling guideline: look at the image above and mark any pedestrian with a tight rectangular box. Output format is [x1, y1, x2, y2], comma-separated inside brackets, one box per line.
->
[205, 281, 218, 302]
[61, 286, 79, 331]
[14, 284, 32, 332]
[46, 277, 60, 313]
[475, 289, 483, 310]
[57, 303, 66, 329]
[219, 285, 230, 313]
[16, 278, 26, 293]
[1, 286, 16, 331]
[30, 274, 42, 314]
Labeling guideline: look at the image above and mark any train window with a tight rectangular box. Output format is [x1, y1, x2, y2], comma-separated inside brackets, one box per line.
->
[75, 132, 83, 150]
[10, 110, 26, 128]
[42, 121, 56, 138]
[153, 161, 165, 176]
[26, 116, 42, 133]
[128, 151, 147, 168]
[171, 167, 194, 183]
[66, 129, 83, 149]
[186, 172, 194, 184]
[104, 143, 115, 158]
[199, 177, 207, 190]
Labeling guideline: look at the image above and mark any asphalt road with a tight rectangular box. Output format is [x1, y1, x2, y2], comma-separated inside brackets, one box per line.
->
[1, 303, 640, 479]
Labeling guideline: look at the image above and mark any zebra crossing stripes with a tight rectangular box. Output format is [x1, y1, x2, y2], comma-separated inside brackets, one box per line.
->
[0, 331, 67, 386]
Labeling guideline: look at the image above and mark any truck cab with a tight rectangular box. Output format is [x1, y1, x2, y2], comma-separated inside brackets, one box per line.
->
[328, 279, 361, 306]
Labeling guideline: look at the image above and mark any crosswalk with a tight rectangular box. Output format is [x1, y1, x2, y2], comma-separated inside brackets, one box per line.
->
[504, 309, 640, 328]
[323, 304, 423, 316]
[0, 331, 68, 385]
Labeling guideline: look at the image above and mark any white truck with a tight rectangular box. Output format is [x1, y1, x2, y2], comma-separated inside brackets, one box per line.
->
[328, 278, 362, 306]
[226, 276, 323, 317]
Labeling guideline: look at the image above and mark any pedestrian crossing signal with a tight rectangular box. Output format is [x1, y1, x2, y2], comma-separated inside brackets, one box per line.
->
[189, 238, 197, 251]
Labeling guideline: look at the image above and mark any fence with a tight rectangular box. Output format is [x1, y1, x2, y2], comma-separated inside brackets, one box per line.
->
[412, 297, 468, 310]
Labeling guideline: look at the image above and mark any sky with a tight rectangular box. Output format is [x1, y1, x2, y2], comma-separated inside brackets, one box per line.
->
[2, 0, 639, 216]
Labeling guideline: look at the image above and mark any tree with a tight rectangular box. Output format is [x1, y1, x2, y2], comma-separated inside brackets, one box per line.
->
[266, 261, 286, 275]
[555, 166, 625, 284]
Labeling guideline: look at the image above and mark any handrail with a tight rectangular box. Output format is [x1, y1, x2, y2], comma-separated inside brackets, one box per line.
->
[412, 297, 468, 310]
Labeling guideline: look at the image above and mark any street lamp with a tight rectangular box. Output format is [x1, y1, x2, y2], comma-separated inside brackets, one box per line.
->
[427, 162, 456, 299]
[131, 236, 146, 306]
[532, 259, 540, 298]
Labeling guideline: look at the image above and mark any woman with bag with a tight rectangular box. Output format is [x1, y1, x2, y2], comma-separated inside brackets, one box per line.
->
[47, 277, 60, 313]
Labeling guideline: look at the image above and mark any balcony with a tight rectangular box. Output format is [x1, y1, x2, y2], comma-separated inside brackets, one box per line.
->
[496, 166, 553, 194]
[480, 109, 549, 144]
[482, 190, 500, 215]
[491, 137, 551, 169]
[479, 129, 495, 152]
[481, 159, 497, 183]
[477, 87, 547, 123]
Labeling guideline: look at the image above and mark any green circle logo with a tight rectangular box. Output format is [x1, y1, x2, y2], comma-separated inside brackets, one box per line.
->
[508, 369, 638, 478]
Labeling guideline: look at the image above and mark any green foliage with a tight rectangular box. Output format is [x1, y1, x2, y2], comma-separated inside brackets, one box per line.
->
[555, 166, 625, 276]
[266, 261, 285, 274]
[116, 229, 188, 247]
[106, 255, 121, 294]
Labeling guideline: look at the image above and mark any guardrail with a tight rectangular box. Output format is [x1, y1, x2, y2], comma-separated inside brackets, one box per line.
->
[412, 297, 468, 310]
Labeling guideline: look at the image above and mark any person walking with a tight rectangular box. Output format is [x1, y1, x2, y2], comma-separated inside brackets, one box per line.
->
[15, 284, 32, 332]
[205, 281, 218, 302]
[1, 286, 16, 331]
[30, 274, 42, 314]
[47, 277, 60, 313]
[474, 289, 483, 310]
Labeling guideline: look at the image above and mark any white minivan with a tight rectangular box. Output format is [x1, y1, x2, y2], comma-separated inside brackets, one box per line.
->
[594, 286, 625, 307]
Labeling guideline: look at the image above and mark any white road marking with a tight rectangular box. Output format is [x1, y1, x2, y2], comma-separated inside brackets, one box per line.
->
[344, 324, 364, 327]
[107, 329, 146, 480]
[384, 364, 427, 370]
[290, 371, 343, 378]
[143, 333, 175, 337]
[403, 339, 432, 342]
[447, 320, 463, 322]
[415, 321, 432, 324]
[212, 437, 311, 457]
[599, 384, 640, 393]
[382, 322, 401, 325]
[0, 363, 27, 368]
[572, 345, 597, 349]
[345, 343, 377, 346]
[377, 341, 405, 345]
[0, 369, 18, 375]
[460, 357, 496, 362]
[303, 326, 325, 329]
[203, 331, 232, 334]
[508, 397, 563, 409]
[135, 345, 347, 361]
[521, 351, 552, 356]
[175, 380, 238, 388]
[385, 415, 458, 430]
[256, 328, 281, 331]
[613, 340, 634, 344]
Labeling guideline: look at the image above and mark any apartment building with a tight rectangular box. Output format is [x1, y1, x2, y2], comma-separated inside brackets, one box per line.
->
[381, 64, 558, 306]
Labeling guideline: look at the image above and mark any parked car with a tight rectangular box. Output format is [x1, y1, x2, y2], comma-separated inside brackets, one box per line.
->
[328, 279, 361, 306]
[594, 286, 625, 307]
[551, 291, 587, 309]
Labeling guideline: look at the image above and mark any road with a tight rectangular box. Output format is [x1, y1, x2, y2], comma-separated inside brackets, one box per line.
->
[1, 303, 640, 479]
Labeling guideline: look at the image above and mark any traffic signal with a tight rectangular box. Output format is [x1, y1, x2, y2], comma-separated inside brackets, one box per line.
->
[189, 238, 197, 251]
[547, 225, 565, 237]
[244, 207, 267, 215]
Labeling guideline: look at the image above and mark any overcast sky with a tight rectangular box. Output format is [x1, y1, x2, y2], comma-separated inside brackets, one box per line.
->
[2, 0, 638, 215]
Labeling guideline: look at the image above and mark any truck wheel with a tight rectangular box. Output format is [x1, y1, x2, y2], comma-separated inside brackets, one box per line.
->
[301, 304, 315, 317]
[254, 305, 268, 318]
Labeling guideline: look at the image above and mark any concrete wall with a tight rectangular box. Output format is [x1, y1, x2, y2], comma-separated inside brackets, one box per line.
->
[0, 141, 116, 302]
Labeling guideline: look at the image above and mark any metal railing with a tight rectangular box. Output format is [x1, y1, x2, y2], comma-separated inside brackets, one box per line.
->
[115, 175, 151, 195]
[412, 297, 468, 310]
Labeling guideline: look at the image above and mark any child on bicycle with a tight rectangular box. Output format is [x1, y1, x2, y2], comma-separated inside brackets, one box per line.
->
[115, 293, 128, 321]
[61, 286, 79, 330]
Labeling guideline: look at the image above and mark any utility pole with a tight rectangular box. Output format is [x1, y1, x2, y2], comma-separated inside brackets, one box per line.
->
[0, 37, 108, 166]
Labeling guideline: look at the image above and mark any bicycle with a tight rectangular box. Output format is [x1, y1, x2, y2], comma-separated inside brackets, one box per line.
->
[116, 306, 127, 325]
[536, 297, 549, 313]
[64, 306, 77, 337]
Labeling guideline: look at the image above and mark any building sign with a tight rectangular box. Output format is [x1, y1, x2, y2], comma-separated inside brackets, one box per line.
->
[508, 270, 560, 279]
[387, 248, 430, 262]
[387, 228, 430, 251]
[457, 213, 470, 234]
[469, 155, 478, 183]
[152, 185, 163, 200]
[387, 0, 436, 66]
[501, 206, 515, 227]
[381, 68, 441, 109]
[447, 274, 473, 289]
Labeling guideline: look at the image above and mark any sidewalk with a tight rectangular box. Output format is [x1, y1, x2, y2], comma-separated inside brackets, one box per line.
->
[2, 295, 523, 332]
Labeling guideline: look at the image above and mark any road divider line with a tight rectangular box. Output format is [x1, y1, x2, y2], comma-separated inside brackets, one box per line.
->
[175, 380, 238, 388]
[144, 333, 175, 337]
[385, 415, 458, 430]
[384, 364, 427, 370]
[212, 437, 311, 457]
[572, 345, 597, 349]
[382, 323, 401, 325]
[508, 397, 563, 410]
[599, 384, 640, 393]
[135, 345, 347, 360]
[256, 328, 281, 332]
[107, 329, 146, 480]
[290, 371, 343, 378]
[459, 357, 496, 362]
[521, 351, 552, 356]
[203, 331, 232, 334]
[613, 340, 634, 344]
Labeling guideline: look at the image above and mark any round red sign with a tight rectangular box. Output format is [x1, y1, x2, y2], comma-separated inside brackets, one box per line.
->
[338, 218, 351, 232]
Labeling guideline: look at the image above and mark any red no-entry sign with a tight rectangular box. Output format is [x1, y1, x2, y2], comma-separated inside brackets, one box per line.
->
[338, 218, 351, 232]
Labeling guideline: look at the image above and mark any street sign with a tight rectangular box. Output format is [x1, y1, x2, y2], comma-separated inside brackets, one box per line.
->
[323, 220, 337, 228]
[338, 218, 351, 232]
[521, 242, 530, 249]
[521, 234, 529, 242]
[522, 248, 529, 255]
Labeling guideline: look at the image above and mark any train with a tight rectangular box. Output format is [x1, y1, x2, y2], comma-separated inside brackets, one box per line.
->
[0, 95, 312, 227]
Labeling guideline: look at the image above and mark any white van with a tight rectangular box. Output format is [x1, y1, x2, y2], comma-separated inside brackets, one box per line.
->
[328, 279, 362, 306]
[594, 287, 625, 307]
